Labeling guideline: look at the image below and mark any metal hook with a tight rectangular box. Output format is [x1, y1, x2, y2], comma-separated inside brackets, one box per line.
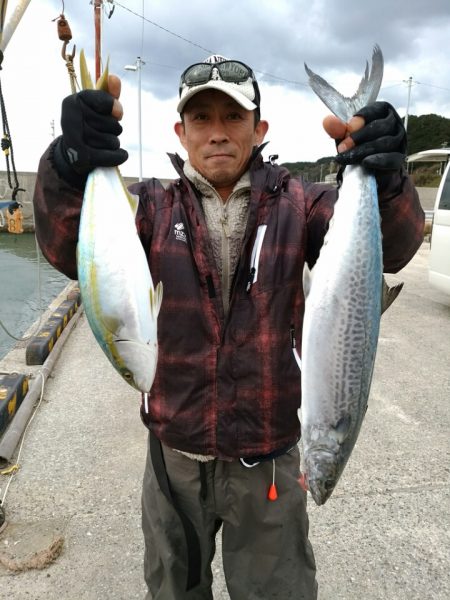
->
[61, 40, 76, 61]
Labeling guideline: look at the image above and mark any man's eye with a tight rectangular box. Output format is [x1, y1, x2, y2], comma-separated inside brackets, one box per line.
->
[228, 112, 243, 120]
[193, 113, 208, 121]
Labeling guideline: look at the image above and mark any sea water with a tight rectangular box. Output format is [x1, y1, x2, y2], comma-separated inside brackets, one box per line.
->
[0, 233, 69, 360]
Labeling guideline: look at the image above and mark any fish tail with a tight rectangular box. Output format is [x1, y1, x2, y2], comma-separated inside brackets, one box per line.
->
[304, 45, 384, 122]
[79, 49, 110, 92]
[79, 50, 94, 91]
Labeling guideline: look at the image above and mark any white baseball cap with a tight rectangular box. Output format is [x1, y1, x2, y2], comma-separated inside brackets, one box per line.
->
[177, 55, 261, 115]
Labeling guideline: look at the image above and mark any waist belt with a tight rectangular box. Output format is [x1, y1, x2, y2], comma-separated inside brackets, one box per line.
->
[239, 441, 298, 467]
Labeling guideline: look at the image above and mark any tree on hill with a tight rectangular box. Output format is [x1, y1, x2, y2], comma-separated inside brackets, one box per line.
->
[280, 113, 450, 186]
[406, 114, 450, 155]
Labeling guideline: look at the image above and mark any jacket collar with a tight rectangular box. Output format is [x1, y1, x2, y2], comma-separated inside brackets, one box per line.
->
[167, 142, 290, 201]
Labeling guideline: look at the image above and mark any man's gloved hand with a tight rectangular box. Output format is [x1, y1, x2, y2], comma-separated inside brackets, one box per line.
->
[53, 78, 128, 185]
[325, 101, 406, 172]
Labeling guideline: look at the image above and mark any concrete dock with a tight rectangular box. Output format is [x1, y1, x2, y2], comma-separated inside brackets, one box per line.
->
[0, 242, 449, 599]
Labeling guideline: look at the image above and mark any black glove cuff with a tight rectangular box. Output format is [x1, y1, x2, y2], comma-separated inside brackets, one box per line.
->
[51, 136, 88, 191]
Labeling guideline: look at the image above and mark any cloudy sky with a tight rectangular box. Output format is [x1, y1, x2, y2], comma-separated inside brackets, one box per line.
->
[1, 0, 450, 179]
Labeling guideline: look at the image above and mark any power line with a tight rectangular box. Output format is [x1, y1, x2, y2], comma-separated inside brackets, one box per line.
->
[112, 1, 214, 54]
[383, 79, 450, 93]
[416, 81, 450, 92]
[108, 3, 450, 94]
[111, 1, 308, 87]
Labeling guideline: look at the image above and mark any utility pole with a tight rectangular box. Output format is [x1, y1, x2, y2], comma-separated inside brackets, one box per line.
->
[94, 0, 102, 81]
[403, 76, 413, 133]
[125, 57, 145, 181]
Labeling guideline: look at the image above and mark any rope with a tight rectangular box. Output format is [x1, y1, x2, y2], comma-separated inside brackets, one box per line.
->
[54, 12, 79, 93]
[0, 50, 25, 211]
[0, 76, 20, 196]
[61, 44, 79, 94]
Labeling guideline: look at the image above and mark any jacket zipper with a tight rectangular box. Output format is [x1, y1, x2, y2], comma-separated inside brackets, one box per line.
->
[246, 224, 267, 292]
[290, 324, 302, 371]
[220, 206, 231, 315]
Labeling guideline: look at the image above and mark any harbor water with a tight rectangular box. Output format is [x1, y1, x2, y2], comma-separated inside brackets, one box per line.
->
[0, 232, 69, 360]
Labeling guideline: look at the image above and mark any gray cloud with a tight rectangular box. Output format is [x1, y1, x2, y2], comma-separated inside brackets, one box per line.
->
[53, 0, 450, 117]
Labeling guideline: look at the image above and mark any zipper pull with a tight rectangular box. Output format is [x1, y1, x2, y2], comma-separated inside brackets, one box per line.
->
[142, 392, 149, 414]
[246, 267, 256, 292]
[267, 459, 278, 501]
[290, 325, 296, 348]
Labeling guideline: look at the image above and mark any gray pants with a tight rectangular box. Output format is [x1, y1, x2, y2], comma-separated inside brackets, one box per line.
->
[142, 437, 318, 600]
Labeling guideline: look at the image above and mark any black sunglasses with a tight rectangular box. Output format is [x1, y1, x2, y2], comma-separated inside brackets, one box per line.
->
[180, 60, 256, 89]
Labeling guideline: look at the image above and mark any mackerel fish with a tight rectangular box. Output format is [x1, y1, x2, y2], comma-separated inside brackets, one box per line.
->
[301, 46, 401, 505]
[77, 51, 162, 393]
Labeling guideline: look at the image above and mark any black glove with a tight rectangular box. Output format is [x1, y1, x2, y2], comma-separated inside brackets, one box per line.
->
[335, 101, 406, 171]
[53, 89, 128, 186]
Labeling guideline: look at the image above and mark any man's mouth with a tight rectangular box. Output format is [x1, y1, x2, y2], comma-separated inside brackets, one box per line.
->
[206, 153, 234, 161]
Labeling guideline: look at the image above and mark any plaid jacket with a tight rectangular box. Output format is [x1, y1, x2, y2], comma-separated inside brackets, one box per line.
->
[33, 144, 424, 459]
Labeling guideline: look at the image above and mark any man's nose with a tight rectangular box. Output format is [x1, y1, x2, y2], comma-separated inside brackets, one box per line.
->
[208, 119, 229, 144]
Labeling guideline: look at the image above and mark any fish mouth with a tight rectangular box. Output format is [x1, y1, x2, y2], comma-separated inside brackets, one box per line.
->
[305, 449, 340, 506]
[308, 477, 336, 506]
[114, 339, 158, 393]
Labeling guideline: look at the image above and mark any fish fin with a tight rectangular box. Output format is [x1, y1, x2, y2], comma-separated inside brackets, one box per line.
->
[112, 167, 139, 215]
[331, 414, 352, 444]
[79, 49, 94, 91]
[79, 51, 110, 92]
[101, 314, 122, 335]
[381, 276, 404, 314]
[127, 191, 139, 216]
[304, 45, 384, 122]
[149, 282, 163, 319]
[95, 58, 110, 91]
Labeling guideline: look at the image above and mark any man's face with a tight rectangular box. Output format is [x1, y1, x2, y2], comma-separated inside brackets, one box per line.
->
[174, 90, 268, 198]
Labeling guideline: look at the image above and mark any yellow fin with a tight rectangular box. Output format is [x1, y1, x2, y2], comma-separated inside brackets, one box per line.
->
[79, 50, 110, 92]
[149, 282, 163, 320]
[115, 168, 139, 215]
[79, 49, 94, 91]
[126, 190, 139, 216]
[101, 314, 122, 335]
[96, 58, 110, 91]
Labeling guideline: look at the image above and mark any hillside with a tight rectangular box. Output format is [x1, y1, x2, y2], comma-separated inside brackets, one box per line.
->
[282, 113, 450, 186]
[406, 114, 450, 155]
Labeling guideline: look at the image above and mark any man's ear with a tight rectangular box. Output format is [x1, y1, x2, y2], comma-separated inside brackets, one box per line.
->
[255, 120, 269, 145]
[174, 121, 187, 150]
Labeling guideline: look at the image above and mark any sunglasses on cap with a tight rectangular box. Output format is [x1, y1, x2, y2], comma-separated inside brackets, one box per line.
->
[180, 60, 257, 89]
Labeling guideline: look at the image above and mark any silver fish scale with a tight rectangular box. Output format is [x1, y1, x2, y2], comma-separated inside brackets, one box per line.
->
[301, 165, 382, 504]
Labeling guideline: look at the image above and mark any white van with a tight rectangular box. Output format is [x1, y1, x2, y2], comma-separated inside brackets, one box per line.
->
[429, 160, 450, 295]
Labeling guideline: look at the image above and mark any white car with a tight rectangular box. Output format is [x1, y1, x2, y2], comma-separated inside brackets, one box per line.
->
[429, 160, 450, 295]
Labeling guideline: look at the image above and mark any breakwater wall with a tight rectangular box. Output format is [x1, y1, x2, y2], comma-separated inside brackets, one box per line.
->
[0, 170, 436, 233]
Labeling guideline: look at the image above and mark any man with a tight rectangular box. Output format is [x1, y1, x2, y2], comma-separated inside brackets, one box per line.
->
[33, 55, 424, 599]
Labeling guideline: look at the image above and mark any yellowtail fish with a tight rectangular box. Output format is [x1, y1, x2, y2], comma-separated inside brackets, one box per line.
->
[301, 46, 401, 505]
[77, 51, 162, 393]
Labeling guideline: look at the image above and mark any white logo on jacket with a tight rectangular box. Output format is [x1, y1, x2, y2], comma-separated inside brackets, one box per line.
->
[174, 222, 187, 243]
